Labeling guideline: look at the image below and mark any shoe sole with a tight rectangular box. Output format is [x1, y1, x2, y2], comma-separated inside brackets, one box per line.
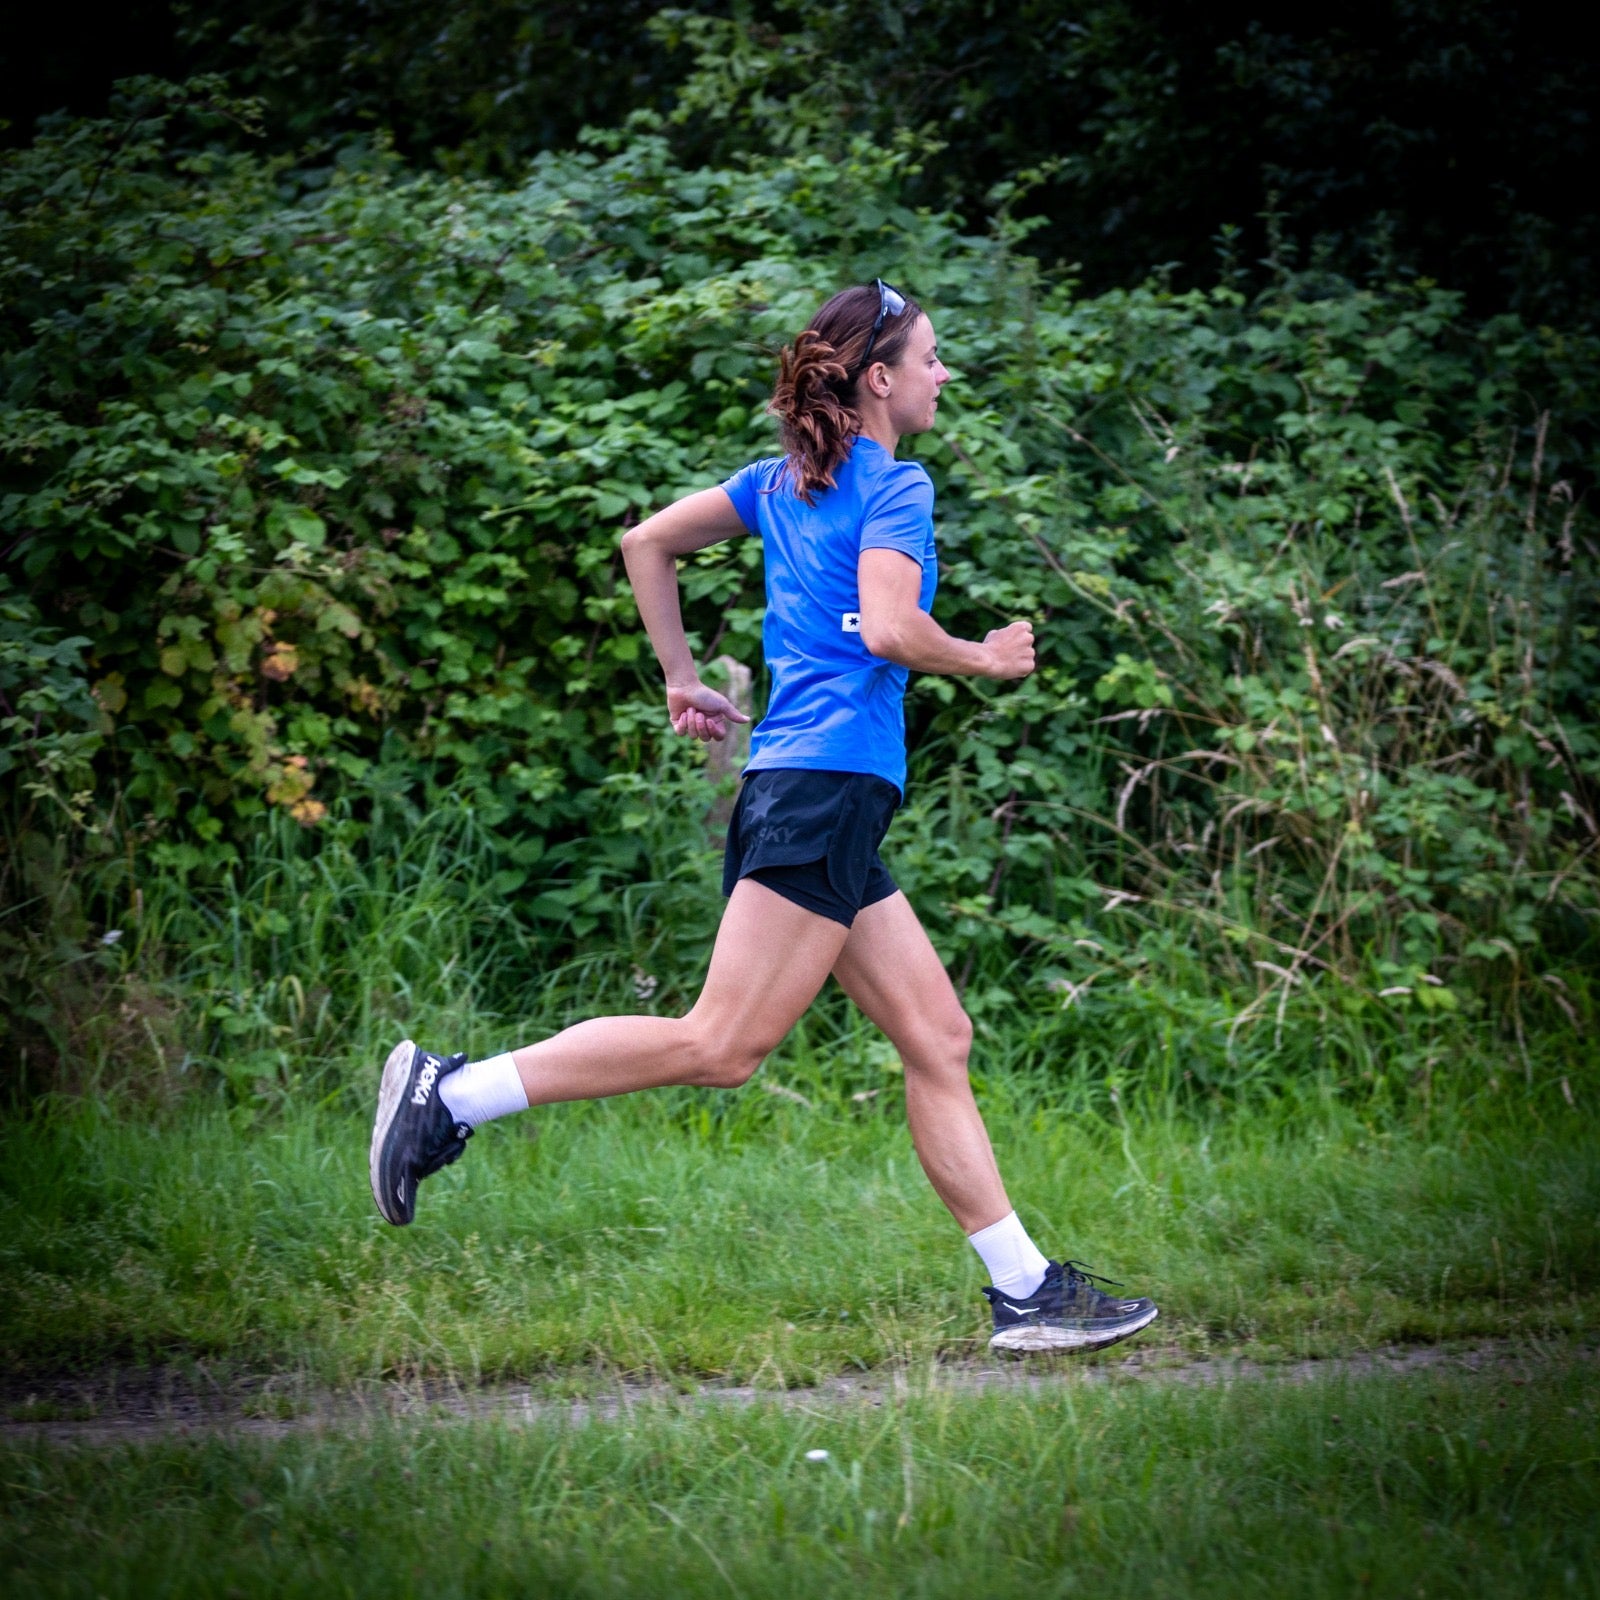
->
[990, 1303, 1159, 1354]
[369, 1038, 419, 1225]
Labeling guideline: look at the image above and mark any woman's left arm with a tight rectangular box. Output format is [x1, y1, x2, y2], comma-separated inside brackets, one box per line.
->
[858, 548, 1036, 680]
[620, 487, 752, 741]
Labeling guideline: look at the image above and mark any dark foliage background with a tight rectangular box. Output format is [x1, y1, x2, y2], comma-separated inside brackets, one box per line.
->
[9, 2, 1598, 326]
[2, 9, 1597, 1104]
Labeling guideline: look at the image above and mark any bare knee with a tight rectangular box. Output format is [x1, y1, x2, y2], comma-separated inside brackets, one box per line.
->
[901, 1005, 974, 1080]
[947, 1006, 974, 1059]
[679, 1022, 771, 1090]
[925, 1003, 973, 1062]
[699, 1048, 767, 1091]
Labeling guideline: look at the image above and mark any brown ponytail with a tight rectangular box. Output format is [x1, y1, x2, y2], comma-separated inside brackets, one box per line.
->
[767, 283, 923, 505]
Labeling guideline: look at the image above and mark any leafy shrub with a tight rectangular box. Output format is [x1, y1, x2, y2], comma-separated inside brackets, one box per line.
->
[1, 83, 1595, 1099]
[910, 276, 1599, 1087]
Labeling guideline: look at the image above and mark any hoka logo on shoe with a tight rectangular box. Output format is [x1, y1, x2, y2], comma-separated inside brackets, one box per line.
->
[411, 1059, 439, 1106]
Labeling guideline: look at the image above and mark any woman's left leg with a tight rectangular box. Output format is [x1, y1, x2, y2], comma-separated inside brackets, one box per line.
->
[371, 879, 849, 1227]
[509, 878, 852, 1104]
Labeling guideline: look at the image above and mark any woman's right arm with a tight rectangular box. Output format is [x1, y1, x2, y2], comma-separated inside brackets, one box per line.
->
[620, 487, 753, 742]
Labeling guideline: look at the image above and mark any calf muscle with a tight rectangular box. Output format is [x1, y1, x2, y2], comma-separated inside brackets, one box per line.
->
[832, 893, 1012, 1233]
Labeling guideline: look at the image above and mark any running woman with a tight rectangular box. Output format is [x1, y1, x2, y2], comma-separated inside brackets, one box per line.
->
[370, 281, 1158, 1353]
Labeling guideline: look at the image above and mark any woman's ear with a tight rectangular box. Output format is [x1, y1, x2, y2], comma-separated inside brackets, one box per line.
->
[865, 360, 892, 398]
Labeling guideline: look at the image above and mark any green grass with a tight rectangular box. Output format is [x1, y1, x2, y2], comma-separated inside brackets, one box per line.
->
[3, 1360, 1597, 1598]
[3, 1075, 1594, 1387]
[5, 914, 1596, 1599]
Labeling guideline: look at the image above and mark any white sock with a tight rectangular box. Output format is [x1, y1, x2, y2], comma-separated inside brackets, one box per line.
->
[968, 1211, 1050, 1300]
[439, 1052, 528, 1128]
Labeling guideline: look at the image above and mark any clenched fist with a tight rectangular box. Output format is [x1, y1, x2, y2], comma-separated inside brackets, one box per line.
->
[980, 620, 1036, 679]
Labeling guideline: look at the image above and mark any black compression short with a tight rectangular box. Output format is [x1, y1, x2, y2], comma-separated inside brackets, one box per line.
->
[721, 768, 901, 929]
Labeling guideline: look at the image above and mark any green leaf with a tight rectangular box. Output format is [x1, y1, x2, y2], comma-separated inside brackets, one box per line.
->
[265, 504, 328, 549]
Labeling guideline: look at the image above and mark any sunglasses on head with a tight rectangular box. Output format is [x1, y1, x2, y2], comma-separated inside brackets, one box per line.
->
[856, 278, 907, 374]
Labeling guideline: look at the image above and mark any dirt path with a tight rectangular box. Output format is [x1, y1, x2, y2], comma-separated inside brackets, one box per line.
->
[4, 1338, 1591, 1448]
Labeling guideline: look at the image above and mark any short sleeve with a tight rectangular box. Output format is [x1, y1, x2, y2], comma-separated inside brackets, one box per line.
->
[721, 460, 768, 533]
[859, 463, 934, 565]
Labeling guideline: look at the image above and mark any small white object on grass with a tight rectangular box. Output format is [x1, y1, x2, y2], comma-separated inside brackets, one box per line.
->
[804, 1449, 829, 1462]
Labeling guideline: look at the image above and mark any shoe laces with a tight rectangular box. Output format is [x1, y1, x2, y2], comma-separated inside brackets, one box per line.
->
[417, 1123, 470, 1179]
[1060, 1260, 1123, 1290]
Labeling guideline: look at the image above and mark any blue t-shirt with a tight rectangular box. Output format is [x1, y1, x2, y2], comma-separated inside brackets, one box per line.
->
[721, 436, 938, 795]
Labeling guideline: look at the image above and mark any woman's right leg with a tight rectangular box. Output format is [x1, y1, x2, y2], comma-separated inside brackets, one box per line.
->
[510, 877, 851, 1105]
[828, 890, 1011, 1233]
[830, 889, 1160, 1351]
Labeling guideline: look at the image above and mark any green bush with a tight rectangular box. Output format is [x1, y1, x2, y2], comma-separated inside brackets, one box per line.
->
[1, 83, 1595, 1099]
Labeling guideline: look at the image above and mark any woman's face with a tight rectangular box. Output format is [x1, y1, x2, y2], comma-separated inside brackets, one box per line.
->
[884, 314, 950, 436]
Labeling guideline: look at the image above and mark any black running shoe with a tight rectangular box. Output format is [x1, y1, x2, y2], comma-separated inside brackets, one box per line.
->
[369, 1040, 472, 1225]
[984, 1260, 1159, 1353]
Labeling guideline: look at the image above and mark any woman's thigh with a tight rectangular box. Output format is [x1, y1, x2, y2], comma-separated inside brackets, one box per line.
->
[829, 891, 971, 1064]
[689, 876, 853, 1050]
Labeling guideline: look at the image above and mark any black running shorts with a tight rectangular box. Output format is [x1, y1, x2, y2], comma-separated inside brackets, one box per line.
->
[721, 769, 901, 929]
